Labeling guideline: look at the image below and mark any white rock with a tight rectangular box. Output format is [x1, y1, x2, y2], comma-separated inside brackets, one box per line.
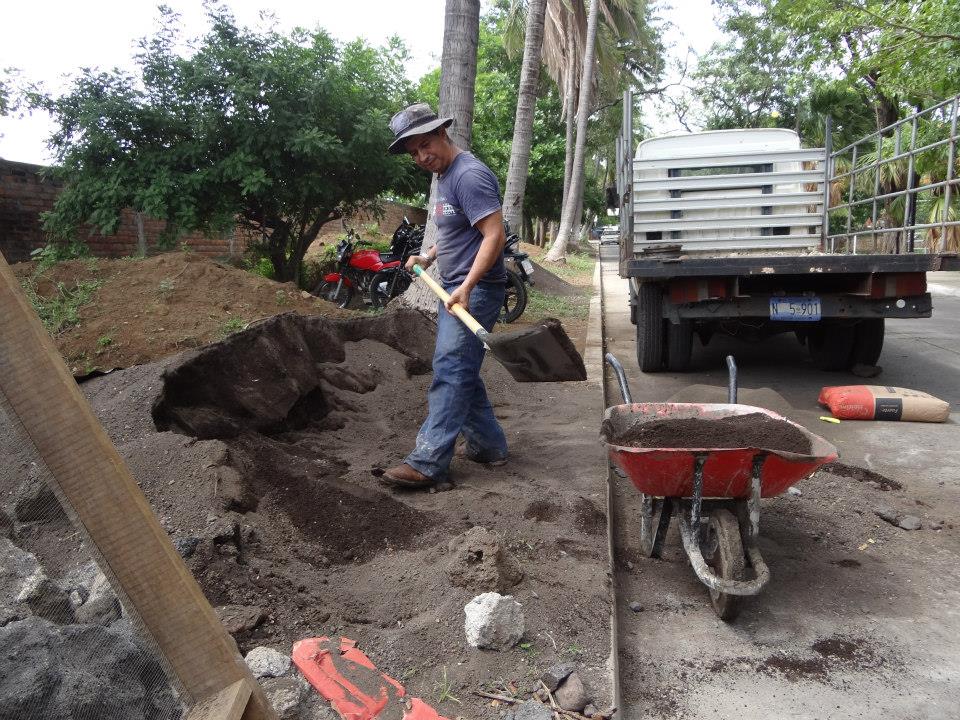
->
[245, 646, 292, 678]
[261, 676, 306, 719]
[464, 592, 524, 650]
[787, 486, 802, 497]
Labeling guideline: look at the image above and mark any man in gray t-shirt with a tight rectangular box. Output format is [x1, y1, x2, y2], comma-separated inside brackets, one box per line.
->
[379, 103, 508, 489]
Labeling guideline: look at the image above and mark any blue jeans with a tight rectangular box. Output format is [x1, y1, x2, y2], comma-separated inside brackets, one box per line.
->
[405, 281, 508, 481]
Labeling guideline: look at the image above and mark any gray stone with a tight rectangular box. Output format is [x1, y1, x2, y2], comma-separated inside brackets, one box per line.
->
[512, 699, 553, 720]
[787, 486, 802, 497]
[554, 672, 589, 713]
[898, 515, 922, 531]
[0, 616, 180, 719]
[74, 572, 121, 625]
[629, 601, 643, 613]
[583, 704, 600, 718]
[464, 592, 524, 650]
[447, 526, 523, 593]
[173, 536, 201, 558]
[58, 560, 100, 604]
[874, 505, 900, 525]
[204, 516, 241, 546]
[215, 604, 266, 634]
[245, 646, 291, 678]
[13, 464, 67, 524]
[0, 507, 14, 539]
[261, 676, 307, 719]
[540, 662, 576, 692]
[2, 539, 73, 623]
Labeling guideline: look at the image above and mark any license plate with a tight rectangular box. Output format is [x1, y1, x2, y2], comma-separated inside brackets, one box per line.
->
[769, 297, 821, 322]
[520, 259, 535, 276]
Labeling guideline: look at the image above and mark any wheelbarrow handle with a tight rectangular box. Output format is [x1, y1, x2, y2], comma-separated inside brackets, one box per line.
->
[726, 355, 737, 404]
[604, 353, 632, 404]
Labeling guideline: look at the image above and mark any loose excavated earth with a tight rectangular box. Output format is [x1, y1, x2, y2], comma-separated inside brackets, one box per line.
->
[1, 307, 611, 719]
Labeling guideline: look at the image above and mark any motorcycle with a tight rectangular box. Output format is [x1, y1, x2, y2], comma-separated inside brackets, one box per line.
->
[499, 222, 535, 323]
[314, 220, 422, 309]
[368, 218, 424, 308]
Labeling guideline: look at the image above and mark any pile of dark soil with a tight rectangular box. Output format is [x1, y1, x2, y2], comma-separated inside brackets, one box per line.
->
[606, 412, 813, 454]
[1, 307, 610, 718]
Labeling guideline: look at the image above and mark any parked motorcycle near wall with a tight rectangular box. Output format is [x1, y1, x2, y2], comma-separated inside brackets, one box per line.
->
[500, 222, 534, 323]
[314, 220, 422, 308]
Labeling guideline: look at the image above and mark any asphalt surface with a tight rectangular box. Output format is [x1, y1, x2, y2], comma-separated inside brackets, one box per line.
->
[598, 244, 960, 720]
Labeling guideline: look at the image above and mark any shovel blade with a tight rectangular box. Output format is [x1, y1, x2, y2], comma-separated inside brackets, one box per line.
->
[485, 318, 587, 382]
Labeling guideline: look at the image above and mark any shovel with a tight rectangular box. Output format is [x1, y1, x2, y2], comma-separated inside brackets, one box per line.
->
[413, 264, 587, 382]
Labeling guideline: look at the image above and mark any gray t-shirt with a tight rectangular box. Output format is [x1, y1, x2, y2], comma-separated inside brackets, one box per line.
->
[433, 152, 507, 286]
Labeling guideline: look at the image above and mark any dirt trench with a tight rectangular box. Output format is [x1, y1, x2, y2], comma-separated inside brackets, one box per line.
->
[1, 307, 612, 717]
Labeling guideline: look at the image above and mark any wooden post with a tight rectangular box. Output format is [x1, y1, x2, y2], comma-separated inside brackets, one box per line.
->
[0, 253, 276, 720]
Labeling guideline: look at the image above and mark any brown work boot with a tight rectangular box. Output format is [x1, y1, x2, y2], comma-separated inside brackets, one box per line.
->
[379, 463, 434, 489]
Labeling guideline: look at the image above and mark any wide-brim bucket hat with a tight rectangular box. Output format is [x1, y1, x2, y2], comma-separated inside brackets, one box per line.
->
[388, 103, 454, 154]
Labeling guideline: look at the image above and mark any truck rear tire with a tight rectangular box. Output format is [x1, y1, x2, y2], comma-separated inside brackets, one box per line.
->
[636, 282, 664, 372]
[808, 320, 855, 370]
[852, 318, 884, 366]
[666, 319, 693, 372]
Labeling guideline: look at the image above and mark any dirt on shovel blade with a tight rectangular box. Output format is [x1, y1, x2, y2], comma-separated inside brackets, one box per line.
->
[607, 412, 813, 454]
[486, 318, 587, 383]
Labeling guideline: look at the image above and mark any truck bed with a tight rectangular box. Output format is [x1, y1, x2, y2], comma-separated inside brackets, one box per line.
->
[621, 253, 960, 281]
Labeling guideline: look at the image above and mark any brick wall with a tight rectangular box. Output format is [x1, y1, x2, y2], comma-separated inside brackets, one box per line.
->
[0, 159, 425, 264]
[0, 159, 247, 264]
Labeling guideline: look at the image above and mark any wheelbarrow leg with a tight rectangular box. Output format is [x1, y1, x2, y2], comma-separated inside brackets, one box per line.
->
[639, 495, 673, 558]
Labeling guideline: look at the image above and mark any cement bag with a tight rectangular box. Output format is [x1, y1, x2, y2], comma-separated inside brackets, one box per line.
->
[819, 385, 950, 422]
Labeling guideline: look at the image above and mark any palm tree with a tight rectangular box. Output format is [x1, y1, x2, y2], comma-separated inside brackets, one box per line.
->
[546, 0, 601, 262]
[398, 0, 481, 314]
[501, 0, 549, 233]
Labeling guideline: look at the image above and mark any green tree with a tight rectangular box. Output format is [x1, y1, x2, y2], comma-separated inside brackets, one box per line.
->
[36, 6, 418, 282]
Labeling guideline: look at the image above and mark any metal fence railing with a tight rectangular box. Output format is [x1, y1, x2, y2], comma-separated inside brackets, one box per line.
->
[824, 94, 960, 255]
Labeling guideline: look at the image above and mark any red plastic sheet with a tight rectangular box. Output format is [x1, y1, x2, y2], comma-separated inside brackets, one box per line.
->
[292, 636, 450, 720]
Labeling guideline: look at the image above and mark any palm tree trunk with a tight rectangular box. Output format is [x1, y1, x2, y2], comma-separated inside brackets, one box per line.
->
[397, 0, 480, 314]
[560, 30, 576, 210]
[502, 0, 548, 233]
[547, 0, 600, 262]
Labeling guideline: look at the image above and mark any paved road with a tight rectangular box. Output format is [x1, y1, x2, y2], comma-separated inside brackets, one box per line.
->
[599, 244, 960, 719]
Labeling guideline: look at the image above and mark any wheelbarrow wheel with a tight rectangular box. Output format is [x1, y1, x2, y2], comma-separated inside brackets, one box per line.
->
[705, 509, 746, 621]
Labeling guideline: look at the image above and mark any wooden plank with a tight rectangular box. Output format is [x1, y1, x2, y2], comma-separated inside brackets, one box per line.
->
[185, 679, 252, 720]
[0, 254, 276, 720]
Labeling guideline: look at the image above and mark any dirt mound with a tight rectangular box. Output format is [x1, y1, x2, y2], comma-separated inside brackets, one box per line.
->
[604, 412, 813, 454]
[1, 307, 611, 717]
[12, 252, 349, 374]
[446, 526, 523, 593]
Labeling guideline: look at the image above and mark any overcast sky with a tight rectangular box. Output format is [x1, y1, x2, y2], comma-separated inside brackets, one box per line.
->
[0, 0, 721, 165]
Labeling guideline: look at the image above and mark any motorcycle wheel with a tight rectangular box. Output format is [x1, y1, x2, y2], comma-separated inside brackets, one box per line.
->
[498, 269, 528, 324]
[317, 280, 353, 309]
[369, 269, 410, 309]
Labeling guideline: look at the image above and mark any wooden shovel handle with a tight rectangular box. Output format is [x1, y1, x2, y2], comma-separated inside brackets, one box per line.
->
[412, 265, 485, 336]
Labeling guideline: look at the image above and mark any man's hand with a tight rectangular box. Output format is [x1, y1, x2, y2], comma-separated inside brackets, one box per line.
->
[405, 255, 432, 273]
[445, 284, 470, 314]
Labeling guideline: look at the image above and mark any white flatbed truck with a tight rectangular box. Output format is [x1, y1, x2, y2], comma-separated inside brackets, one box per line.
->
[612, 94, 960, 372]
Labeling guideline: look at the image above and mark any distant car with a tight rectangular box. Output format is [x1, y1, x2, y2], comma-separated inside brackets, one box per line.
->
[600, 226, 620, 245]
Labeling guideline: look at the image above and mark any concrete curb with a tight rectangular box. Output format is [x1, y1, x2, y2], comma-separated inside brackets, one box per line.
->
[584, 252, 605, 391]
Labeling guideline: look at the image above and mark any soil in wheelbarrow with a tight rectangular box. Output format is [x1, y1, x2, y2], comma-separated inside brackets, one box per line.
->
[608, 412, 813, 454]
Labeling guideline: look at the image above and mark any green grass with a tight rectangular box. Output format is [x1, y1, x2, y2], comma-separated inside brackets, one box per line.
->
[217, 316, 246, 338]
[545, 250, 595, 280]
[526, 288, 591, 320]
[20, 279, 103, 335]
[434, 666, 461, 706]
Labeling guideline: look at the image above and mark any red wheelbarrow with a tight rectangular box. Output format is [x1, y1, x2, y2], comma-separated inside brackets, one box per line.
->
[601, 353, 838, 621]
